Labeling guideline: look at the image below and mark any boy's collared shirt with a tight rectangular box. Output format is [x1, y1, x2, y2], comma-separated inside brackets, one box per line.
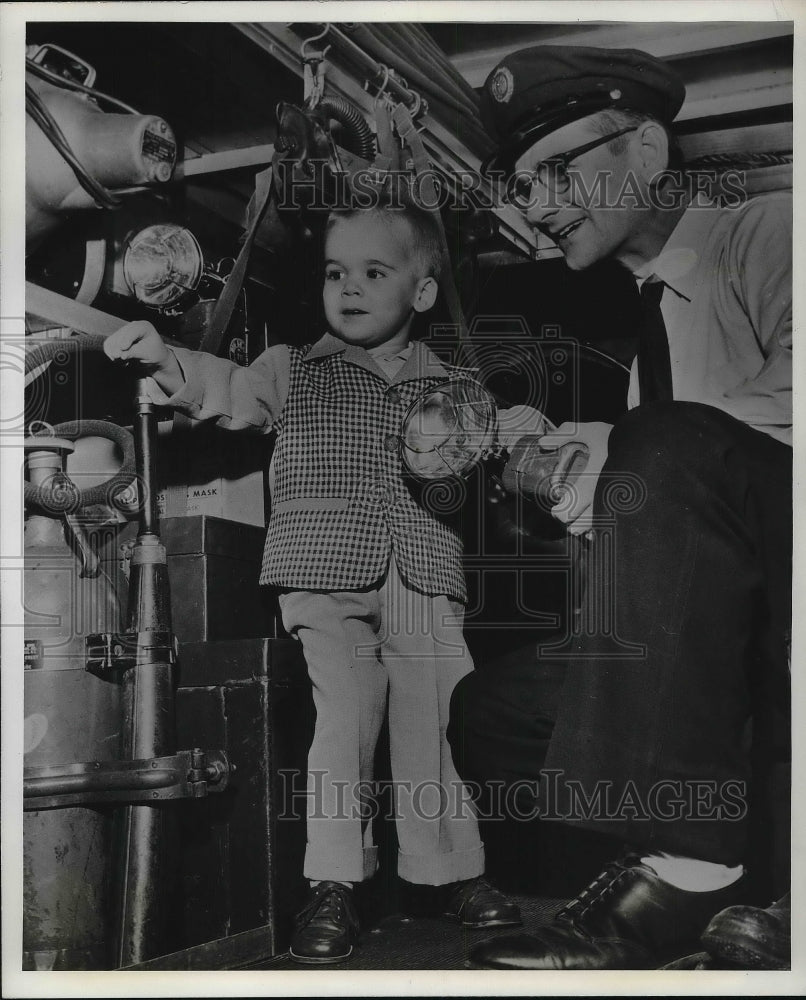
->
[306, 333, 457, 384]
[366, 341, 414, 380]
[626, 193, 792, 446]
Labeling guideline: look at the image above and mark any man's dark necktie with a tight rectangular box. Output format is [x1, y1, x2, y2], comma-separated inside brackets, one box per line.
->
[637, 277, 674, 402]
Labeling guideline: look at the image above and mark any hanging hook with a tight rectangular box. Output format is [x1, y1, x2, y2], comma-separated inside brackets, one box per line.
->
[299, 25, 331, 108]
[300, 24, 331, 61]
[373, 64, 391, 107]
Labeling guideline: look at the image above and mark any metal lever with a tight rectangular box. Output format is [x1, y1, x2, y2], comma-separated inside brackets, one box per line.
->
[24, 749, 231, 810]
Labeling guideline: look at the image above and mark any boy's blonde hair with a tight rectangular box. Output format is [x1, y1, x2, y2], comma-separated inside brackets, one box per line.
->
[325, 190, 444, 280]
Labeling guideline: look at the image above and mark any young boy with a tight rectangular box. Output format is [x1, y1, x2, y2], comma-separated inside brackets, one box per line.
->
[104, 196, 524, 964]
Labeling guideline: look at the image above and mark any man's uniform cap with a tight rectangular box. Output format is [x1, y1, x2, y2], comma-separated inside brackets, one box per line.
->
[480, 45, 686, 176]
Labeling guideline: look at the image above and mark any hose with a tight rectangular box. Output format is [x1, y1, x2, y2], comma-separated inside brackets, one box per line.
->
[25, 420, 137, 514]
[317, 97, 375, 161]
[25, 57, 140, 115]
[25, 333, 108, 379]
[25, 334, 138, 513]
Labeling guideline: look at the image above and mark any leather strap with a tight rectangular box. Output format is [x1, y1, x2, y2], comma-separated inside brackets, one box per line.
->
[372, 100, 399, 172]
[166, 161, 278, 517]
[391, 104, 476, 367]
[198, 161, 277, 357]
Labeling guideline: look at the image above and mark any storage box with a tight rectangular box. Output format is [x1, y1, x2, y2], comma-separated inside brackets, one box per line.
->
[104, 515, 280, 643]
[156, 421, 269, 527]
[156, 469, 266, 525]
[173, 637, 313, 956]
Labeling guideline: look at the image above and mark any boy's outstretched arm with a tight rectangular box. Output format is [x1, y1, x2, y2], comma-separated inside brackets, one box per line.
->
[104, 320, 290, 433]
[104, 321, 186, 396]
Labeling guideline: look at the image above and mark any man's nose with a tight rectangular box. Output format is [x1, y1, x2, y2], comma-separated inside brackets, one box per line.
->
[523, 200, 557, 229]
[522, 185, 568, 228]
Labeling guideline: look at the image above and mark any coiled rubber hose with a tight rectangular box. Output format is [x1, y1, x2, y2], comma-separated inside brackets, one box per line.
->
[25, 335, 137, 513]
[317, 97, 375, 161]
[25, 420, 137, 514]
[25, 333, 107, 379]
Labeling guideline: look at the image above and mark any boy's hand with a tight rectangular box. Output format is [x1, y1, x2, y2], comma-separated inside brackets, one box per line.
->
[537, 421, 613, 536]
[104, 320, 185, 395]
[103, 321, 171, 369]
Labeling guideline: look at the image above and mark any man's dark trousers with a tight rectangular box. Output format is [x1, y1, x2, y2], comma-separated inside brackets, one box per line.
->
[449, 401, 792, 871]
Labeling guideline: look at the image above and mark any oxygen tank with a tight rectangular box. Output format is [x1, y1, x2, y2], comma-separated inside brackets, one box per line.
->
[23, 437, 124, 970]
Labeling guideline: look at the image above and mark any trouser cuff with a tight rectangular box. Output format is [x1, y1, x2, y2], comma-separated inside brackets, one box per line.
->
[304, 845, 378, 884]
[398, 845, 485, 886]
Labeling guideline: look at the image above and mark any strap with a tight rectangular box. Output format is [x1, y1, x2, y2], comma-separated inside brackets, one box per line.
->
[391, 104, 476, 367]
[372, 99, 399, 172]
[168, 161, 278, 516]
[198, 161, 277, 356]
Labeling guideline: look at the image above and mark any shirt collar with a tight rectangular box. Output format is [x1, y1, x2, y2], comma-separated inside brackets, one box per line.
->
[368, 342, 414, 363]
[304, 332, 352, 361]
[633, 196, 722, 301]
[303, 333, 454, 383]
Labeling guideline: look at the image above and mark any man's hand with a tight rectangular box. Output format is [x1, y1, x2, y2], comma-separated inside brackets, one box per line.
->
[537, 421, 613, 535]
[103, 321, 184, 395]
[497, 404, 548, 449]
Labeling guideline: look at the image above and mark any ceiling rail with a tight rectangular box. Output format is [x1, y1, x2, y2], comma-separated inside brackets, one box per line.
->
[235, 22, 539, 259]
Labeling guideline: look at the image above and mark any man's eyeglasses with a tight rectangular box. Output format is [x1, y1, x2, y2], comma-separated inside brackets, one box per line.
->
[506, 126, 639, 207]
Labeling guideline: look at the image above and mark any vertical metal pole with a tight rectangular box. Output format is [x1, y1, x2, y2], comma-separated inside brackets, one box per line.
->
[115, 379, 177, 967]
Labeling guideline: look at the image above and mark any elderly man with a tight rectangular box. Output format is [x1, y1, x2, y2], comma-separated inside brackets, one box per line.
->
[448, 46, 792, 970]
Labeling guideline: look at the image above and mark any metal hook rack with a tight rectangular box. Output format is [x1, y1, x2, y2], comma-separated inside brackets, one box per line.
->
[372, 63, 391, 107]
[299, 23, 331, 61]
[300, 25, 331, 108]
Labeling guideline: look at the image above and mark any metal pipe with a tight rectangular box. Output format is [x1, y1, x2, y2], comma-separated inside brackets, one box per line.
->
[25, 282, 186, 349]
[26, 280, 123, 336]
[25, 769, 182, 799]
[134, 379, 158, 536]
[319, 24, 421, 111]
[114, 378, 177, 968]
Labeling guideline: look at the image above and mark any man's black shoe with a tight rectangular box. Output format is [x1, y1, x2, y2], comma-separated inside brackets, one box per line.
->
[471, 856, 748, 969]
[662, 951, 717, 970]
[700, 891, 790, 970]
[443, 876, 522, 929]
[289, 881, 359, 965]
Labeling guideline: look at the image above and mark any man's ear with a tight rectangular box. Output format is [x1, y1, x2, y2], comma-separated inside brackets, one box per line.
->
[633, 121, 670, 178]
[413, 275, 438, 312]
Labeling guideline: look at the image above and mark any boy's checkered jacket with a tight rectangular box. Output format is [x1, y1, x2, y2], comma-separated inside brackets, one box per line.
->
[262, 337, 469, 602]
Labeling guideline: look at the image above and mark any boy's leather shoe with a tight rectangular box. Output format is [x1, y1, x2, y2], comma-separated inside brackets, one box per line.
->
[289, 882, 359, 964]
[443, 877, 522, 928]
[470, 856, 748, 969]
[700, 892, 790, 970]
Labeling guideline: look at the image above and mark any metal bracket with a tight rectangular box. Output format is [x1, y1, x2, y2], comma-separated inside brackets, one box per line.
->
[303, 56, 328, 109]
[85, 630, 178, 676]
[301, 24, 330, 108]
[23, 748, 231, 810]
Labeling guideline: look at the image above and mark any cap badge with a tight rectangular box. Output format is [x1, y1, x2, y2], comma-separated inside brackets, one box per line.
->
[490, 66, 515, 103]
